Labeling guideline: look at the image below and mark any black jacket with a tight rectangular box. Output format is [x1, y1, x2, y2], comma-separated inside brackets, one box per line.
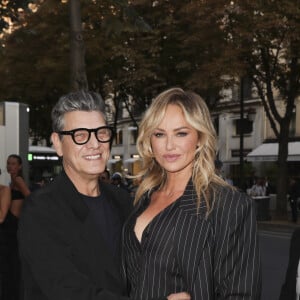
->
[18, 171, 132, 300]
[280, 228, 300, 300]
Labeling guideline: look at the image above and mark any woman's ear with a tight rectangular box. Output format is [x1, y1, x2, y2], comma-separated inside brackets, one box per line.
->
[51, 132, 63, 157]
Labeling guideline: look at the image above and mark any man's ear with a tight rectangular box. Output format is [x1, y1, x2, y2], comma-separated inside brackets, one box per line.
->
[51, 132, 63, 157]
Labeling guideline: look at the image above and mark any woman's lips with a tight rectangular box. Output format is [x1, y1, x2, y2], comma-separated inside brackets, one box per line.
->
[163, 154, 180, 162]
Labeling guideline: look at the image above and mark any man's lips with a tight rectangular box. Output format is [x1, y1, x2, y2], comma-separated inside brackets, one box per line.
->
[84, 154, 102, 160]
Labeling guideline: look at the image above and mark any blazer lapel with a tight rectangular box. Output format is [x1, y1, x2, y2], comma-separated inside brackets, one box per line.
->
[56, 172, 122, 285]
[175, 180, 212, 290]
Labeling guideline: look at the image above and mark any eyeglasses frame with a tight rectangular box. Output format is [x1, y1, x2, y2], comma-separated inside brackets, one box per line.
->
[57, 126, 114, 145]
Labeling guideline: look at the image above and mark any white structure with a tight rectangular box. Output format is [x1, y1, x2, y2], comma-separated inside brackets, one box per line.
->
[0, 102, 29, 185]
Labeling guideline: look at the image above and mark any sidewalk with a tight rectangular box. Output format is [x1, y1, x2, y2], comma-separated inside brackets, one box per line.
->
[257, 211, 300, 234]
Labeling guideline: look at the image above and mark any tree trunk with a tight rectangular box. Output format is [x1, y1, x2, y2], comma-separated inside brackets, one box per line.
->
[275, 122, 290, 219]
[69, 0, 88, 91]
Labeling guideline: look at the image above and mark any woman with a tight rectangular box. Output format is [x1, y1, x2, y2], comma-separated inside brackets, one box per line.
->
[0, 182, 11, 300]
[7, 154, 31, 217]
[0, 183, 11, 223]
[122, 88, 261, 299]
[4, 154, 30, 300]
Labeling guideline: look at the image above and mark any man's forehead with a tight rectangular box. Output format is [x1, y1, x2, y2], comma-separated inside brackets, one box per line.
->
[63, 110, 105, 128]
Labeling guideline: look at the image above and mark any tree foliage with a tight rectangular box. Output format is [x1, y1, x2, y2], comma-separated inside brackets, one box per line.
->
[0, 0, 299, 216]
[218, 0, 300, 217]
[0, 0, 33, 32]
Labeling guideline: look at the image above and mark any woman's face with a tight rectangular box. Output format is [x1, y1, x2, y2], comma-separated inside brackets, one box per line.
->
[7, 157, 22, 176]
[150, 104, 199, 177]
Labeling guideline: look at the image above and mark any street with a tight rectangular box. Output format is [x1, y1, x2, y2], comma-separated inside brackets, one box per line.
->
[259, 230, 292, 300]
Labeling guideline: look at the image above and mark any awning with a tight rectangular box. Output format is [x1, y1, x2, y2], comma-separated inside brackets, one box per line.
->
[29, 145, 56, 153]
[107, 159, 120, 164]
[246, 142, 300, 162]
[124, 158, 141, 163]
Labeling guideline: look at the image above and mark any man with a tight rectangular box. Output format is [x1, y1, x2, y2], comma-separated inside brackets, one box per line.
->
[18, 91, 189, 300]
[280, 228, 300, 299]
[111, 172, 130, 192]
[288, 177, 300, 223]
[18, 91, 132, 300]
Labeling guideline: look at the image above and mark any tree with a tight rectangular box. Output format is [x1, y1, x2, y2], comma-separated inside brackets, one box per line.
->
[220, 0, 300, 217]
[0, 0, 155, 140]
[69, 0, 88, 91]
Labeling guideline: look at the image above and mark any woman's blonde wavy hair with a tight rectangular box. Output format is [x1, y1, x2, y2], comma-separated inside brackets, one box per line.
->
[134, 87, 228, 213]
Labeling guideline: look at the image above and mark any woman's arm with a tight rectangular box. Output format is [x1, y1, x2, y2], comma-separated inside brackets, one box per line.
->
[214, 193, 261, 299]
[189, 191, 261, 299]
[0, 185, 11, 223]
[10, 176, 31, 217]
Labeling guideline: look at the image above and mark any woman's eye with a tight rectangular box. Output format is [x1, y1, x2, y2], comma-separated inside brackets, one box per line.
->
[177, 131, 188, 137]
[153, 132, 164, 137]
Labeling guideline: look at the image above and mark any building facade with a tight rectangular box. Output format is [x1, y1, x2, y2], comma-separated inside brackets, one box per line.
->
[109, 85, 300, 188]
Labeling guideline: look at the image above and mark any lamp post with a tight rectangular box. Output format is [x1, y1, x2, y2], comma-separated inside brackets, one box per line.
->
[239, 77, 245, 190]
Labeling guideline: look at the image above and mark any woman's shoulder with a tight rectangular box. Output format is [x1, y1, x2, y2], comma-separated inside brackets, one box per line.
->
[214, 184, 252, 208]
[208, 185, 254, 227]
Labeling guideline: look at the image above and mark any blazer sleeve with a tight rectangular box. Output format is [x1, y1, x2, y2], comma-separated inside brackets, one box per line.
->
[191, 191, 261, 299]
[18, 194, 130, 300]
[216, 193, 261, 299]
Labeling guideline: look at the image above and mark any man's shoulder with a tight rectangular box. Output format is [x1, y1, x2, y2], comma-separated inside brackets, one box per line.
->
[22, 174, 69, 213]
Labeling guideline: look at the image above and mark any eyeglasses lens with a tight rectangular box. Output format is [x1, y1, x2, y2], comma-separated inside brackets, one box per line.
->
[74, 130, 90, 144]
[96, 127, 112, 142]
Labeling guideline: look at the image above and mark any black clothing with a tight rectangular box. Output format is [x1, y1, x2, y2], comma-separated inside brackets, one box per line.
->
[0, 189, 24, 300]
[288, 180, 300, 223]
[18, 171, 132, 300]
[122, 181, 261, 300]
[280, 228, 300, 299]
[81, 193, 121, 259]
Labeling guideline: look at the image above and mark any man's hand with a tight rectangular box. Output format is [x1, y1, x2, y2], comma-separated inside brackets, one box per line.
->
[167, 292, 190, 300]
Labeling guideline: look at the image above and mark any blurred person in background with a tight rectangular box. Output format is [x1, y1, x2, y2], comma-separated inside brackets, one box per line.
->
[111, 172, 131, 193]
[288, 177, 300, 223]
[0, 179, 11, 299]
[99, 169, 111, 183]
[4, 154, 31, 300]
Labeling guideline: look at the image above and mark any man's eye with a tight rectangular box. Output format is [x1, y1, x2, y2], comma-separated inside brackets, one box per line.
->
[75, 132, 87, 138]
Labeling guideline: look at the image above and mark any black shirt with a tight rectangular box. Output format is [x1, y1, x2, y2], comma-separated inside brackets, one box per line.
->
[81, 192, 122, 258]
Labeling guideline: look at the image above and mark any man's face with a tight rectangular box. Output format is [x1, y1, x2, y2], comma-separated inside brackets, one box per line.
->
[52, 111, 110, 184]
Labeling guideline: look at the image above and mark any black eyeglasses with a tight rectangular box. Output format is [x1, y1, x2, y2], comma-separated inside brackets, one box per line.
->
[57, 126, 114, 145]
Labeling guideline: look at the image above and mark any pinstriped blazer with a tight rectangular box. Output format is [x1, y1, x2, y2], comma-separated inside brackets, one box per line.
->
[122, 180, 262, 300]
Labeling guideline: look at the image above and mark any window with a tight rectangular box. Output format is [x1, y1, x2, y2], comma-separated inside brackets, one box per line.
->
[213, 117, 219, 135]
[235, 119, 253, 135]
[115, 129, 123, 145]
[129, 128, 138, 145]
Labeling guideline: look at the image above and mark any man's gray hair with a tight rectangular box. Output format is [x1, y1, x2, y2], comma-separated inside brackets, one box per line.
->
[51, 90, 106, 132]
